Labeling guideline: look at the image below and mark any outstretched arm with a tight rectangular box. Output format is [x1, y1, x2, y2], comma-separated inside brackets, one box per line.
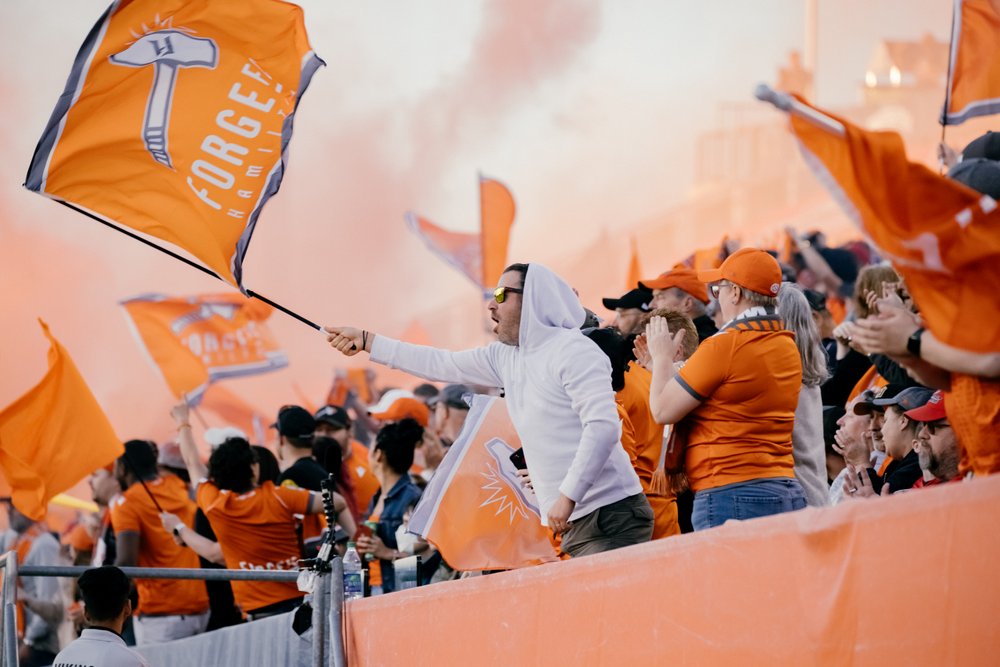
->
[171, 403, 208, 483]
[325, 326, 504, 388]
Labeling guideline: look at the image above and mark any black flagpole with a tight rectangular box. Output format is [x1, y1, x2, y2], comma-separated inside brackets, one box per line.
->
[55, 199, 322, 331]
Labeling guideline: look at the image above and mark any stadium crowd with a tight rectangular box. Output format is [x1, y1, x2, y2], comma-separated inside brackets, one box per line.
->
[3, 136, 999, 663]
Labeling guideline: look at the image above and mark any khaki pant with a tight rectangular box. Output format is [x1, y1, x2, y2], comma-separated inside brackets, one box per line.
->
[134, 610, 210, 645]
[560, 493, 654, 557]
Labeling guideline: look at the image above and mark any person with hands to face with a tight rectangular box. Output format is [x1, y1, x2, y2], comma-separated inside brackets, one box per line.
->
[325, 262, 650, 557]
[645, 248, 807, 530]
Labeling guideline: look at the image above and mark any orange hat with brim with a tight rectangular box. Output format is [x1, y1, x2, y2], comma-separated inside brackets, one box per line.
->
[698, 247, 781, 297]
[369, 397, 430, 428]
[638, 268, 709, 303]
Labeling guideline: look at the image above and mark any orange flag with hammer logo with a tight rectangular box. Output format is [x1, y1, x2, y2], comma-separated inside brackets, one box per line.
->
[0, 321, 123, 521]
[787, 96, 1000, 352]
[24, 0, 323, 290]
[408, 396, 560, 571]
[121, 293, 288, 403]
[942, 0, 1000, 125]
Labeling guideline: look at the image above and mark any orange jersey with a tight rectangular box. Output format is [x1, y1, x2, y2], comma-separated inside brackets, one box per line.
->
[616, 402, 679, 539]
[346, 441, 380, 513]
[618, 365, 669, 495]
[197, 480, 310, 613]
[948, 374, 1000, 476]
[676, 318, 802, 492]
[109, 475, 208, 615]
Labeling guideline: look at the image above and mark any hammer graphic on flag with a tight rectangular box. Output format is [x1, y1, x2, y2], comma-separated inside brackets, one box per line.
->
[110, 30, 217, 168]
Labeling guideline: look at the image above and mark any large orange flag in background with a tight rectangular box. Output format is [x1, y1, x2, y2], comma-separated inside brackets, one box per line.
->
[408, 396, 560, 571]
[121, 293, 288, 403]
[787, 96, 1000, 353]
[0, 321, 123, 521]
[942, 0, 1000, 125]
[406, 176, 515, 293]
[24, 0, 323, 290]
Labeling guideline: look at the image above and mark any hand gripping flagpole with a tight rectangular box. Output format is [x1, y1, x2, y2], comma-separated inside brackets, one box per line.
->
[753, 83, 846, 137]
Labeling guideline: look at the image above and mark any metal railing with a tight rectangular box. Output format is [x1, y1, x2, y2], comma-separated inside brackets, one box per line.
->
[0, 551, 346, 667]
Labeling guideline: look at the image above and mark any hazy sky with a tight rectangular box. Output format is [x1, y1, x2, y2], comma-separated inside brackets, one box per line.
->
[0, 0, 949, 437]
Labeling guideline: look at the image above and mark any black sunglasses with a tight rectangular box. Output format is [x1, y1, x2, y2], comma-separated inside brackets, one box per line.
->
[926, 420, 951, 435]
[493, 286, 523, 304]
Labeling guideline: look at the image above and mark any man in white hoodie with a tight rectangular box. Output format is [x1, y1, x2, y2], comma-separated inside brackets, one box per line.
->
[325, 263, 652, 557]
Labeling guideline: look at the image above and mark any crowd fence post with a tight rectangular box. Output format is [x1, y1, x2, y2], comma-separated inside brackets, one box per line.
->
[329, 557, 346, 667]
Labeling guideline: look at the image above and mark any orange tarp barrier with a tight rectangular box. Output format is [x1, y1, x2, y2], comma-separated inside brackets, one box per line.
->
[346, 475, 1000, 665]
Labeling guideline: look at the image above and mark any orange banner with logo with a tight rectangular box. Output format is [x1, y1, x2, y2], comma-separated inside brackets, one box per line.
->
[406, 176, 515, 292]
[347, 476, 1000, 666]
[788, 97, 1000, 352]
[942, 0, 1000, 124]
[121, 293, 288, 403]
[408, 396, 560, 571]
[0, 321, 123, 521]
[24, 0, 323, 290]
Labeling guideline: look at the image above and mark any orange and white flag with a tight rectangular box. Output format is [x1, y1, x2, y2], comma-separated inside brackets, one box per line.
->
[0, 321, 123, 521]
[788, 97, 1000, 352]
[121, 293, 288, 403]
[408, 396, 560, 571]
[942, 0, 1000, 125]
[406, 176, 515, 293]
[24, 0, 323, 290]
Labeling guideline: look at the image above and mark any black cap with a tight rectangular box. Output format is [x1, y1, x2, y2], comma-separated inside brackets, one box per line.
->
[872, 386, 934, 411]
[853, 384, 907, 415]
[271, 405, 315, 438]
[961, 131, 1000, 161]
[601, 288, 652, 312]
[948, 157, 1000, 199]
[429, 384, 472, 410]
[803, 289, 828, 313]
[314, 405, 351, 429]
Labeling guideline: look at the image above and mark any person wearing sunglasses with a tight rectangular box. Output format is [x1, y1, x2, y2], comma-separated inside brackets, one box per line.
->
[905, 391, 963, 487]
[325, 262, 652, 557]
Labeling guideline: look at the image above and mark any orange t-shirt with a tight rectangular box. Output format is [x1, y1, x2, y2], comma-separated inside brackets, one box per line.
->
[346, 441, 380, 513]
[109, 475, 208, 615]
[619, 365, 668, 494]
[367, 512, 382, 588]
[616, 402, 679, 539]
[948, 373, 1000, 475]
[197, 480, 311, 613]
[676, 319, 802, 492]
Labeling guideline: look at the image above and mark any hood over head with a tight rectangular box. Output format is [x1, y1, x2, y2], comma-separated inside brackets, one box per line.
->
[518, 263, 586, 351]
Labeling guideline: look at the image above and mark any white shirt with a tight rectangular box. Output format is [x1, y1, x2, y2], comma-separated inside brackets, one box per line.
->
[371, 263, 642, 524]
[53, 628, 150, 667]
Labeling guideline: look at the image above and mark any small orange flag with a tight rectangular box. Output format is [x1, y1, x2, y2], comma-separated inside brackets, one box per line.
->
[121, 293, 288, 403]
[0, 321, 123, 521]
[625, 236, 642, 290]
[788, 96, 1000, 352]
[942, 0, 1000, 125]
[24, 0, 323, 290]
[479, 176, 516, 289]
[406, 175, 515, 293]
[408, 396, 560, 571]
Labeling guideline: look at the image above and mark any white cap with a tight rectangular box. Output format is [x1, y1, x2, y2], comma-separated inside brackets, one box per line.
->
[367, 389, 415, 414]
[204, 426, 249, 450]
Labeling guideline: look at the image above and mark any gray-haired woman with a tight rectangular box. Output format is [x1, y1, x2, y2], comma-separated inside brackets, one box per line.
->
[778, 282, 832, 507]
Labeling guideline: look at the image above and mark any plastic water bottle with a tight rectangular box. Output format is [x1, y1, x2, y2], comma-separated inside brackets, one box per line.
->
[343, 542, 364, 600]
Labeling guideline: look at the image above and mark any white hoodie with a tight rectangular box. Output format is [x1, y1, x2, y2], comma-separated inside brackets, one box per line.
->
[370, 263, 642, 524]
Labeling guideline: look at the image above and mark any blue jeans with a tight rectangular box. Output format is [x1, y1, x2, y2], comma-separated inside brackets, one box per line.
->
[692, 478, 806, 531]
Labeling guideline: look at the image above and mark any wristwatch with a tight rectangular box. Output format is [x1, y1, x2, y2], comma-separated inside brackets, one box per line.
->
[906, 328, 925, 357]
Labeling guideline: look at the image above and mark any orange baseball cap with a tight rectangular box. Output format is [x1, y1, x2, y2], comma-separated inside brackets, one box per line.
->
[369, 397, 430, 428]
[638, 267, 709, 303]
[697, 247, 781, 297]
